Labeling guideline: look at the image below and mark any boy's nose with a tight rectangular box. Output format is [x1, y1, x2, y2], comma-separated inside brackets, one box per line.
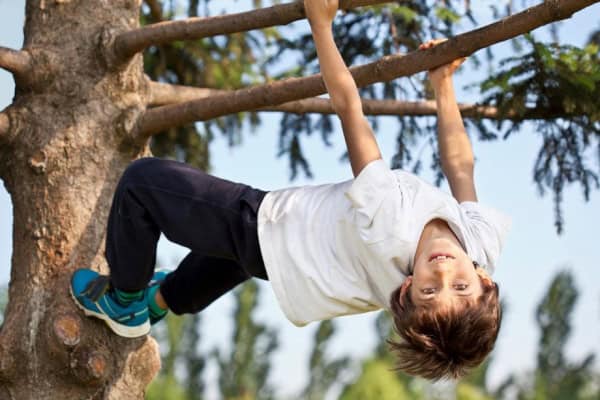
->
[432, 260, 452, 276]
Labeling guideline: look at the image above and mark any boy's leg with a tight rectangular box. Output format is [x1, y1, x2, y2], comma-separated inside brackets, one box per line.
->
[159, 252, 250, 315]
[72, 157, 267, 337]
[106, 157, 268, 292]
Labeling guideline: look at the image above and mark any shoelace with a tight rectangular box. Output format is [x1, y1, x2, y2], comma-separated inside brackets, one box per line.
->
[81, 275, 111, 302]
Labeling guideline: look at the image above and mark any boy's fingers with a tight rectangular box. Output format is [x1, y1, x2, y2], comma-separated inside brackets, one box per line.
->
[419, 38, 447, 50]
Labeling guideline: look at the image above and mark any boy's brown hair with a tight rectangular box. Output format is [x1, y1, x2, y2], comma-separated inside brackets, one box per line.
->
[388, 277, 501, 380]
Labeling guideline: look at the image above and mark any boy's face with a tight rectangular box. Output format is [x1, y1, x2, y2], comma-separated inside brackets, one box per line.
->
[406, 237, 491, 307]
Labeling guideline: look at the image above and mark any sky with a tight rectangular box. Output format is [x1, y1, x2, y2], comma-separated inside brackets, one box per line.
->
[0, 0, 599, 398]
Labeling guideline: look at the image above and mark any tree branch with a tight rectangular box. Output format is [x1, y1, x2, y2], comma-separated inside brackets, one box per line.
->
[144, 0, 164, 22]
[0, 113, 9, 138]
[0, 46, 31, 78]
[138, 0, 598, 138]
[148, 81, 545, 120]
[116, 0, 389, 61]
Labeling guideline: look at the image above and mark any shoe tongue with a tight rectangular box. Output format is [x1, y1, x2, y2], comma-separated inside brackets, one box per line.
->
[84, 275, 111, 302]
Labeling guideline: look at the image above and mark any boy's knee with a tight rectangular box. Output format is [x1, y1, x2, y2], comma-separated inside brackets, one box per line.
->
[120, 157, 162, 186]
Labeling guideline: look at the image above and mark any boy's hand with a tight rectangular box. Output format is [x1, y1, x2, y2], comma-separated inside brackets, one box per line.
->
[305, 0, 338, 28]
[420, 39, 477, 203]
[419, 39, 466, 90]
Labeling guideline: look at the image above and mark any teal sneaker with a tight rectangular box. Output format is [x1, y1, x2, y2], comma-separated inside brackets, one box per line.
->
[70, 269, 150, 338]
[148, 269, 170, 325]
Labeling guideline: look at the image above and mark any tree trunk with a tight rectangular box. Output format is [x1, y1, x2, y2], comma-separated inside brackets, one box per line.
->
[0, 1, 160, 398]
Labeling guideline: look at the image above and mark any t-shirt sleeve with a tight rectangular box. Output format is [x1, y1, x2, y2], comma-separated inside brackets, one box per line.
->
[344, 159, 402, 244]
[460, 201, 512, 275]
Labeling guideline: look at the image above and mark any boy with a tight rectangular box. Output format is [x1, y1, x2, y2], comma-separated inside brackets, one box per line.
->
[71, 0, 510, 380]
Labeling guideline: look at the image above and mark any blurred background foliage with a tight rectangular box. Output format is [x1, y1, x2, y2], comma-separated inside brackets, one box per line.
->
[134, 268, 598, 400]
[142, 0, 599, 232]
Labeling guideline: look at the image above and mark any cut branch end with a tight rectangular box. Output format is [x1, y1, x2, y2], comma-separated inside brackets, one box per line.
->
[0, 47, 32, 80]
[53, 313, 82, 348]
[0, 112, 9, 138]
[71, 348, 111, 384]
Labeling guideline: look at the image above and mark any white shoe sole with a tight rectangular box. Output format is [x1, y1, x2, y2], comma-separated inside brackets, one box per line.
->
[69, 286, 150, 338]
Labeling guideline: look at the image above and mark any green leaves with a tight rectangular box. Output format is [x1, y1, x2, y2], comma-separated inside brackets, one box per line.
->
[478, 36, 600, 233]
[510, 271, 597, 400]
[339, 359, 411, 400]
[434, 6, 461, 25]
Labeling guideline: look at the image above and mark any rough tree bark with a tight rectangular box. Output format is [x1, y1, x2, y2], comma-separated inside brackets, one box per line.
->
[0, 1, 160, 399]
[0, 0, 597, 399]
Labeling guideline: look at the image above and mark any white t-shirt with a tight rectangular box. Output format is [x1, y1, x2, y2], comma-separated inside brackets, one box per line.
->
[257, 159, 511, 326]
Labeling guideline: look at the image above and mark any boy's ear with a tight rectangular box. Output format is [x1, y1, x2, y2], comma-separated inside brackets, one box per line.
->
[475, 267, 493, 288]
[399, 276, 413, 306]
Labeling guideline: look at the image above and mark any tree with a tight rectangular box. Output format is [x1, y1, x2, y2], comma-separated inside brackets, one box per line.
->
[301, 320, 350, 400]
[513, 271, 598, 400]
[215, 280, 278, 400]
[0, 0, 598, 398]
[339, 312, 425, 400]
[146, 313, 205, 400]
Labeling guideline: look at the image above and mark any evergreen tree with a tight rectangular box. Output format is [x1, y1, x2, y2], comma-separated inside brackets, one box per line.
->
[147, 313, 206, 400]
[339, 312, 426, 400]
[301, 320, 350, 400]
[216, 281, 278, 400]
[512, 271, 598, 400]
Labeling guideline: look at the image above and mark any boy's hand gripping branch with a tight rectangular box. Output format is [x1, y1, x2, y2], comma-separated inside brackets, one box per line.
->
[420, 39, 477, 203]
[305, 0, 382, 177]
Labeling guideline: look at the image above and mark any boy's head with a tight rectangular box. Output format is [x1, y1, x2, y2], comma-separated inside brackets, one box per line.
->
[388, 238, 502, 380]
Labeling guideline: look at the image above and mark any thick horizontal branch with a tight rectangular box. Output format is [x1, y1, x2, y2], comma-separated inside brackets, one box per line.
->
[116, 0, 389, 61]
[148, 81, 548, 120]
[0, 46, 31, 78]
[138, 0, 598, 138]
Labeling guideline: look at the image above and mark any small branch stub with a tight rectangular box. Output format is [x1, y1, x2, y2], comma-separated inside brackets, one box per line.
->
[0, 46, 32, 79]
[53, 313, 81, 348]
[0, 112, 9, 138]
[71, 348, 110, 384]
[28, 150, 47, 175]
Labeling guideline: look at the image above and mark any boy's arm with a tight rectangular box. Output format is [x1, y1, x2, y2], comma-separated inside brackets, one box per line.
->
[421, 40, 477, 203]
[305, 0, 381, 177]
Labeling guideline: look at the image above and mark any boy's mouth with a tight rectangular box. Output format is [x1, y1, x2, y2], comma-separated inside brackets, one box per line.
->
[428, 253, 455, 262]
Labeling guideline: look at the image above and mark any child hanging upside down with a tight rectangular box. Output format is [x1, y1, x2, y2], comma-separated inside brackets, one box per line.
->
[71, 0, 510, 380]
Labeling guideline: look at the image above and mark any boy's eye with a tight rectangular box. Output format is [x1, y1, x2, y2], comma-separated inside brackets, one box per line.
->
[454, 284, 468, 291]
[422, 288, 436, 294]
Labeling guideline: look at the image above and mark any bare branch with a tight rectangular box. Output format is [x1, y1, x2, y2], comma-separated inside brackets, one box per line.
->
[148, 81, 528, 119]
[0, 112, 9, 138]
[0, 47, 31, 78]
[116, 0, 389, 61]
[138, 0, 598, 138]
[148, 81, 214, 105]
[143, 0, 164, 22]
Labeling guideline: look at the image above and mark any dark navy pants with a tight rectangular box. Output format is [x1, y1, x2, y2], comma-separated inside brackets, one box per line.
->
[106, 157, 268, 314]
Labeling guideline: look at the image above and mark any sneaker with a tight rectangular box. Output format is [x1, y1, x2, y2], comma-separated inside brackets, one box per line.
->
[148, 269, 170, 325]
[70, 268, 150, 338]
